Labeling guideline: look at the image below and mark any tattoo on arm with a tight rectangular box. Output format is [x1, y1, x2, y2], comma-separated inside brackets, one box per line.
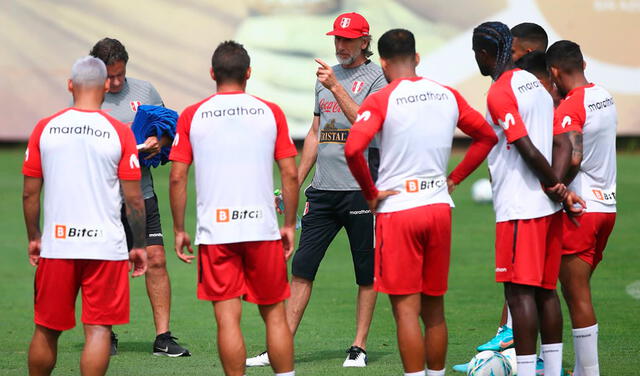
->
[126, 203, 146, 249]
[564, 131, 583, 185]
[569, 131, 583, 161]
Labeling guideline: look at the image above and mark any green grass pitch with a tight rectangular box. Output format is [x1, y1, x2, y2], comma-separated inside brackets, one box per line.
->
[0, 146, 638, 375]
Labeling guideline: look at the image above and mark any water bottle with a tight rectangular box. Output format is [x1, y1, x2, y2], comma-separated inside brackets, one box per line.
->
[274, 189, 302, 229]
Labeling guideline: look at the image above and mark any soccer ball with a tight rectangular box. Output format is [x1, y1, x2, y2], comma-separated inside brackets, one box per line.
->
[466, 350, 514, 376]
[500, 348, 517, 373]
[471, 178, 493, 204]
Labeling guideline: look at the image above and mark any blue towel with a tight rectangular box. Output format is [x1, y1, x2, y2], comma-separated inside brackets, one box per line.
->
[130, 105, 178, 168]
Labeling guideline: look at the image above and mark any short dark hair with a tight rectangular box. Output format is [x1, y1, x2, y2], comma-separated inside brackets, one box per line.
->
[546, 40, 584, 73]
[515, 50, 548, 77]
[511, 22, 548, 50]
[378, 29, 415, 60]
[89, 38, 129, 65]
[211, 41, 250, 84]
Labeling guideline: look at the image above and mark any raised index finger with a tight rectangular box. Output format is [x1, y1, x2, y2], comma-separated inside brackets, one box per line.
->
[315, 58, 330, 69]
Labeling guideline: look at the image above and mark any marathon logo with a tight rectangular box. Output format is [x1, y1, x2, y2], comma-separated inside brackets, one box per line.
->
[395, 91, 449, 106]
[587, 97, 615, 112]
[404, 176, 446, 193]
[319, 119, 349, 144]
[201, 106, 265, 118]
[517, 79, 542, 94]
[49, 125, 111, 139]
[216, 207, 265, 223]
[54, 224, 104, 239]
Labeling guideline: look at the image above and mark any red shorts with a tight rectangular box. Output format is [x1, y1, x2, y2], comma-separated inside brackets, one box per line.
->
[34, 258, 130, 331]
[563, 212, 616, 268]
[495, 211, 562, 290]
[374, 204, 451, 296]
[198, 240, 290, 305]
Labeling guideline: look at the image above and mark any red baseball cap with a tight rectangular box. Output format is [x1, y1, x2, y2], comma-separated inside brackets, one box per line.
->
[326, 12, 370, 39]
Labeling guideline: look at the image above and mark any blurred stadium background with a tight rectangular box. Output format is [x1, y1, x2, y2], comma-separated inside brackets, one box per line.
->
[1, 0, 639, 140]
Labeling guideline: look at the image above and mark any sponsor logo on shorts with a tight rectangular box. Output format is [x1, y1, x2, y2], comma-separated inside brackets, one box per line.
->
[216, 207, 264, 223]
[303, 201, 310, 216]
[148, 233, 163, 238]
[404, 177, 446, 193]
[349, 209, 371, 215]
[495, 267, 508, 272]
[54, 224, 104, 239]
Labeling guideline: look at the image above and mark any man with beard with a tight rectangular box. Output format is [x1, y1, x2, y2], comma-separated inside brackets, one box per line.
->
[246, 12, 386, 368]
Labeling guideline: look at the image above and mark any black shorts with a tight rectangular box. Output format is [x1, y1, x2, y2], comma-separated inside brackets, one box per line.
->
[121, 194, 164, 250]
[292, 187, 374, 285]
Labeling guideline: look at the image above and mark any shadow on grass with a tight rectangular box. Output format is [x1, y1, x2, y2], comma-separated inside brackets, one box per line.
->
[72, 340, 194, 355]
[296, 349, 394, 364]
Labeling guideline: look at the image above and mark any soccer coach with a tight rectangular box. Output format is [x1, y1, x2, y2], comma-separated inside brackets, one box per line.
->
[23, 56, 147, 376]
[247, 11, 387, 368]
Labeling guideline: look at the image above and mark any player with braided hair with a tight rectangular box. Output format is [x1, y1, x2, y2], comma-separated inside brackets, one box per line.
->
[471, 21, 584, 376]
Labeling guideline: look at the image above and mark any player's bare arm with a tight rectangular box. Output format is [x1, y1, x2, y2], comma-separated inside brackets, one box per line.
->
[121, 179, 148, 277]
[297, 116, 320, 188]
[277, 156, 299, 260]
[563, 131, 584, 185]
[169, 161, 194, 263]
[23, 176, 43, 266]
[315, 58, 360, 124]
[512, 135, 567, 201]
[551, 132, 572, 182]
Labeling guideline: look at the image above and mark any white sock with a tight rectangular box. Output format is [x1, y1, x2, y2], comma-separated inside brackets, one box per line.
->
[505, 306, 513, 329]
[404, 371, 425, 376]
[275, 371, 295, 376]
[517, 354, 537, 376]
[426, 369, 445, 376]
[573, 324, 599, 376]
[541, 343, 563, 376]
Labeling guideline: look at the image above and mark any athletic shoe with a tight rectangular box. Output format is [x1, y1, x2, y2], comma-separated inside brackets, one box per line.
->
[343, 346, 367, 367]
[536, 357, 544, 375]
[452, 362, 469, 373]
[153, 332, 191, 357]
[476, 325, 514, 352]
[246, 351, 270, 367]
[110, 331, 118, 356]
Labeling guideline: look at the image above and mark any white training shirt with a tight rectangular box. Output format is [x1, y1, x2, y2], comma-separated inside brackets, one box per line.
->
[23, 108, 141, 260]
[169, 92, 297, 245]
[554, 83, 617, 213]
[486, 68, 560, 222]
[347, 77, 493, 213]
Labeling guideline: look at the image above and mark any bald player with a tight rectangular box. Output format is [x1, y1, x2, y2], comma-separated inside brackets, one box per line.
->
[23, 56, 147, 376]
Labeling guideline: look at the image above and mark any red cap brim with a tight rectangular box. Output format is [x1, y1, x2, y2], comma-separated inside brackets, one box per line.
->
[326, 30, 365, 38]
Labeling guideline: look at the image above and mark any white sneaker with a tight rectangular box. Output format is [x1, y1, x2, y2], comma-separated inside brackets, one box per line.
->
[246, 351, 270, 367]
[343, 346, 367, 367]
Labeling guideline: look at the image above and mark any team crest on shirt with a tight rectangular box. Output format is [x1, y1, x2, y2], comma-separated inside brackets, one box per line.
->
[130, 101, 141, 112]
[351, 81, 364, 94]
[340, 17, 351, 28]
